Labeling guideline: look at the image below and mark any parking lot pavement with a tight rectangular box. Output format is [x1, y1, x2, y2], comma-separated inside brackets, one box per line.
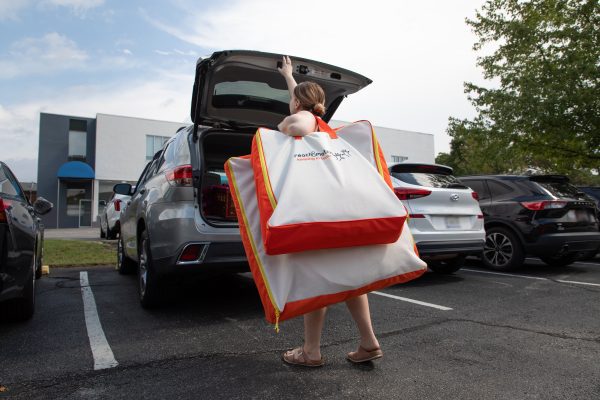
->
[1, 259, 599, 399]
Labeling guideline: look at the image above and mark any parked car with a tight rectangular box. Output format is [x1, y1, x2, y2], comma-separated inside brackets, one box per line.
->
[99, 192, 131, 239]
[389, 163, 485, 274]
[0, 161, 53, 320]
[459, 174, 600, 270]
[114, 50, 372, 308]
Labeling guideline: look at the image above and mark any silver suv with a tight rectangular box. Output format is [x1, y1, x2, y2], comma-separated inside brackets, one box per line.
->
[114, 50, 372, 308]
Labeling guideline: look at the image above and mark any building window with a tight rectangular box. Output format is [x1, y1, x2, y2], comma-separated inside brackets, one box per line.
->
[391, 155, 408, 163]
[68, 119, 87, 161]
[146, 135, 170, 161]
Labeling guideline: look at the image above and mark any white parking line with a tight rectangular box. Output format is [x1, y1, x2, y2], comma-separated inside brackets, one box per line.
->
[462, 268, 600, 287]
[80, 271, 118, 370]
[461, 269, 548, 281]
[372, 291, 453, 311]
[525, 257, 600, 267]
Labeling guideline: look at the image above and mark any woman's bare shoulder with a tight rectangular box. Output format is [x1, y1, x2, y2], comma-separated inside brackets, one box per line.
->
[279, 111, 316, 136]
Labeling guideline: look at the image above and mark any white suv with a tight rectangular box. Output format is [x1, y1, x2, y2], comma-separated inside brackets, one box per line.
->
[100, 193, 130, 239]
[390, 163, 485, 273]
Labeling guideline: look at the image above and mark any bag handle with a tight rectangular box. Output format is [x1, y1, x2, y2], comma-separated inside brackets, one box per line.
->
[314, 115, 337, 139]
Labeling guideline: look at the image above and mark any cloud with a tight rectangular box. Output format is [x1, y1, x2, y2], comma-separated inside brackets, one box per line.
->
[0, 32, 88, 79]
[41, 0, 105, 16]
[0, 68, 194, 181]
[0, 0, 30, 21]
[143, 0, 487, 154]
[122, 49, 132, 55]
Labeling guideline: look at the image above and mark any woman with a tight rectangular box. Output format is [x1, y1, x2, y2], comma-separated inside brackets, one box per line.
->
[278, 55, 384, 367]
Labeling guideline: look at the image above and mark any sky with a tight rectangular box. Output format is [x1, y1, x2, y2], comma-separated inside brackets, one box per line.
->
[0, 0, 489, 182]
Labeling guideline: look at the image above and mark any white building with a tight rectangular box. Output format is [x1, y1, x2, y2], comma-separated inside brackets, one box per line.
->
[38, 112, 434, 228]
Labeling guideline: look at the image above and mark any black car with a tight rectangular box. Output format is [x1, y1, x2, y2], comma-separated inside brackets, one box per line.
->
[0, 162, 53, 320]
[459, 174, 600, 270]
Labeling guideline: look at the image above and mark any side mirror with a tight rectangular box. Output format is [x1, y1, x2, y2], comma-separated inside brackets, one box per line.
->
[33, 197, 53, 215]
[113, 183, 132, 196]
[99, 200, 107, 207]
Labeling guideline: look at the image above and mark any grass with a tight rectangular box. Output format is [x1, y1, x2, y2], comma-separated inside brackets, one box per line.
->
[44, 239, 117, 267]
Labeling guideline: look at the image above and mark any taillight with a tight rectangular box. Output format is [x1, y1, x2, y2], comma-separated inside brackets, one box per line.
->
[179, 244, 201, 261]
[0, 198, 7, 223]
[409, 214, 425, 218]
[520, 200, 568, 211]
[166, 165, 193, 186]
[471, 191, 479, 200]
[114, 199, 121, 212]
[394, 188, 432, 200]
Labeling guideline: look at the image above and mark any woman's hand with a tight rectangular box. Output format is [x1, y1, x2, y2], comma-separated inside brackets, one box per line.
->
[278, 55, 293, 78]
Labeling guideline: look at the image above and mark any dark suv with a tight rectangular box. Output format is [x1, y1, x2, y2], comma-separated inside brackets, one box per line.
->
[459, 175, 600, 270]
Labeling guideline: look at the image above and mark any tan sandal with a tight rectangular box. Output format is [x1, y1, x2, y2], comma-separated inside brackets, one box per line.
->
[282, 346, 325, 367]
[347, 346, 383, 363]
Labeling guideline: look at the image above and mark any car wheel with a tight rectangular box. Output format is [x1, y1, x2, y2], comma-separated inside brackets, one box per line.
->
[482, 227, 524, 271]
[35, 240, 43, 280]
[116, 235, 136, 275]
[540, 253, 578, 267]
[108, 222, 120, 240]
[138, 230, 160, 308]
[100, 220, 106, 239]
[12, 251, 36, 321]
[428, 255, 465, 274]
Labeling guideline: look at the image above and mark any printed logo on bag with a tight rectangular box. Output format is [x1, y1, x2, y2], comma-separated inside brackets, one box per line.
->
[293, 149, 351, 162]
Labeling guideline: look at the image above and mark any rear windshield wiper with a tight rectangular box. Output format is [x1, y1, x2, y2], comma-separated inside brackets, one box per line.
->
[443, 183, 469, 189]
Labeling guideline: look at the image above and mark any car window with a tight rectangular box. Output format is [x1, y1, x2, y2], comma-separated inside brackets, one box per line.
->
[461, 179, 490, 200]
[133, 162, 153, 193]
[160, 132, 191, 172]
[532, 180, 584, 199]
[392, 172, 466, 189]
[0, 165, 25, 201]
[488, 180, 513, 198]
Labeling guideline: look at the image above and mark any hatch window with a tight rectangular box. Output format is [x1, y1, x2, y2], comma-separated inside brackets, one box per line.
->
[213, 81, 290, 113]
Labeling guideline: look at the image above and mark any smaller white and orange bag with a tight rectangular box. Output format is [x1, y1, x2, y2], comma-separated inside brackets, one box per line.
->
[251, 117, 407, 255]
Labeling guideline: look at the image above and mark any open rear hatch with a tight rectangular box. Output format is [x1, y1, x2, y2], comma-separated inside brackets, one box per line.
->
[192, 50, 372, 225]
[190, 50, 372, 129]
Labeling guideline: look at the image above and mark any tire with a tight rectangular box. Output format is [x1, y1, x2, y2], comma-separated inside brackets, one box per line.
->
[100, 220, 106, 239]
[35, 240, 43, 280]
[12, 251, 36, 321]
[428, 255, 465, 274]
[107, 222, 120, 240]
[541, 253, 578, 267]
[116, 235, 136, 275]
[482, 227, 525, 271]
[138, 230, 161, 308]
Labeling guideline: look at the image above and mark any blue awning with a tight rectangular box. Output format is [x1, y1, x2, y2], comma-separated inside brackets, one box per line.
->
[57, 161, 95, 179]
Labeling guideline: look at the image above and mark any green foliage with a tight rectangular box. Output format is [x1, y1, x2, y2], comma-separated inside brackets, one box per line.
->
[443, 0, 599, 184]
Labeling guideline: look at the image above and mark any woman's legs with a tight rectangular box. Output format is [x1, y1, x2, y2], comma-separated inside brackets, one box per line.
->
[345, 294, 380, 350]
[302, 307, 327, 360]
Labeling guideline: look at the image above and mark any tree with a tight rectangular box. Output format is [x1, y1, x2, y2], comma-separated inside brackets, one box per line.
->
[441, 0, 599, 184]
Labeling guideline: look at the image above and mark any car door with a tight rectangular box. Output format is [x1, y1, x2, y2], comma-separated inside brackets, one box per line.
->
[0, 164, 37, 275]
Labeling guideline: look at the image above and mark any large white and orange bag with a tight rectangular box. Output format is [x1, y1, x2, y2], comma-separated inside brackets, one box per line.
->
[251, 118, 407, 255]
[226, 149, 427, 328]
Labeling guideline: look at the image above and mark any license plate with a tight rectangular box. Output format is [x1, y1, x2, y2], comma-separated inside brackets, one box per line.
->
[445, 216, 461, 229]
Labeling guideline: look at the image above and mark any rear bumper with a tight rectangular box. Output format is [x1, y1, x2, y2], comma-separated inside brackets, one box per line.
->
[525, 232, 600, 257]
[417, 239, 485, 257]
[152, 241, 249, 276]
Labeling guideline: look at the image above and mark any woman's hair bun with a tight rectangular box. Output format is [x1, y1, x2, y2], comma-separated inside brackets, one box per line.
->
[312, 103, 326, 116]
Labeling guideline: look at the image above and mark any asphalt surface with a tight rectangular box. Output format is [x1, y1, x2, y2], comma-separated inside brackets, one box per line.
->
[1, 257, 599, 399]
